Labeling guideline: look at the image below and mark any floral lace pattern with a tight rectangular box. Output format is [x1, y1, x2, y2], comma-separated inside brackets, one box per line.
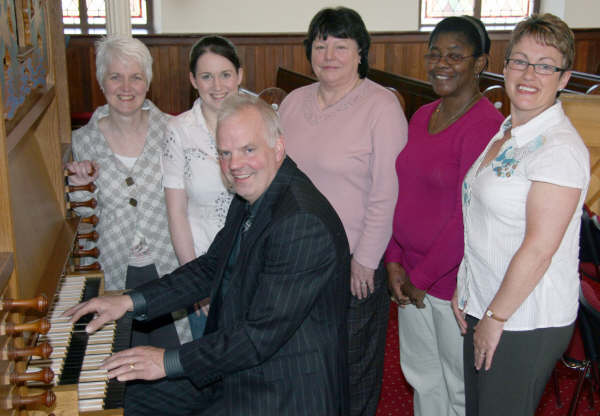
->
[184, 147, 216, 179]
[491, 135, 545, 178]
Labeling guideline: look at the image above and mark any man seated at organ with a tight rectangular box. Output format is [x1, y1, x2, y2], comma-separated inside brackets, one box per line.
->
[65, 94, 351, 416]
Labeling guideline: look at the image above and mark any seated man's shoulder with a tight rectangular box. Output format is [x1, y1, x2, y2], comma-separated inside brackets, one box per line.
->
[277, 172, 346, 242]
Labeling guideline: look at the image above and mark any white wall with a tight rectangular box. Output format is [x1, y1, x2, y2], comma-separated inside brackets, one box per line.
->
[154, 0, 419, 33]
[153, 0, 599, 34]
[559, 0, 600, 28]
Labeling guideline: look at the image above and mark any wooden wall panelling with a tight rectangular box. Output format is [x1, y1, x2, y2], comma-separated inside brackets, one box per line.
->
[560, 94, 600, 213]
[64, 29, 600, 118]
[46, 2, 72, 146]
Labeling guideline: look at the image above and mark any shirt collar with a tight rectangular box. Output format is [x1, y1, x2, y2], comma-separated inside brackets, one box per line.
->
[192, 98, 212, 136]
[507, 101, 564, 147]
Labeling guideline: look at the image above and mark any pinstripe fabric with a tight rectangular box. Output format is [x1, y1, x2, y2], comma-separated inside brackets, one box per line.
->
[135, 157, 351, 415]
[348, 262, 390, 416]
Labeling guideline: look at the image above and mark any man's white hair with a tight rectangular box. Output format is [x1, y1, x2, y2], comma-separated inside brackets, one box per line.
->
[217, 94, 283, 147]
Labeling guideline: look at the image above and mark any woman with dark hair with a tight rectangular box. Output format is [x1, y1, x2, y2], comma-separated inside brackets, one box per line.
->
[385, 16, 503, 416]
[279, 7, 408, 416]
[162, 36, 241, 338]
[453, 14, 589, 415]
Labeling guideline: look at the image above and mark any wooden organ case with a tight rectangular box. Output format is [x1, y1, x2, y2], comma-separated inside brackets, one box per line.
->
[0, 2, 122, 415]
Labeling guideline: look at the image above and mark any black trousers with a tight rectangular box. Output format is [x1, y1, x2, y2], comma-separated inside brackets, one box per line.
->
[347, 261, 390, 416]
[464, 314, 574, 416]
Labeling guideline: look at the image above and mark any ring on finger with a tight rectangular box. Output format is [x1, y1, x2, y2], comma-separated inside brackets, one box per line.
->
[130, 363, 135, 370]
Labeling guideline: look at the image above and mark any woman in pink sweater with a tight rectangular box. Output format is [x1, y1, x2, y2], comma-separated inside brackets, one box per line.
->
[279, 7, 407, 416]
[385, 16, 503, 416]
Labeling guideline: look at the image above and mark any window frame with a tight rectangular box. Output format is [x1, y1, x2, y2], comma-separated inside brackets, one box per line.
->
[63, 0, 154, 34]
[418, 0, 540, 31]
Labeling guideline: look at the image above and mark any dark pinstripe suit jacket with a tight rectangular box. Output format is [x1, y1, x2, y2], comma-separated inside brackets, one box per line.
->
[136, 157, 350, 415]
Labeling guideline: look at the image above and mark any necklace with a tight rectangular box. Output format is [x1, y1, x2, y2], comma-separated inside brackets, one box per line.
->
[317, 77, 362, 109]
[434, 91, 482, 129]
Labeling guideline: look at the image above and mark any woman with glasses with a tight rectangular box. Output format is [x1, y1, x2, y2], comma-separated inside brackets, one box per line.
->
[452, 14, 589, 415]
[385, 16, 503, 416]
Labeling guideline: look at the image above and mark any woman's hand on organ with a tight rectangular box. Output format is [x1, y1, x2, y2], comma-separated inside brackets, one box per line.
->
[65, 160, 99, 185]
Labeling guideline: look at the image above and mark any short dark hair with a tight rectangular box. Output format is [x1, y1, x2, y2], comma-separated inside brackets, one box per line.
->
[189, 35, 241, 75]
[304, 7, 370, 78]
[429, 16, 491, 57]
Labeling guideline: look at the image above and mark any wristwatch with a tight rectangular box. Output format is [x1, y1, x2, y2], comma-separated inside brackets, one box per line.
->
[485, 309, 507, 322]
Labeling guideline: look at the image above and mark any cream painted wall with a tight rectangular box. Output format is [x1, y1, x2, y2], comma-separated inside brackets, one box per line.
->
[560, 0, 600, 28]
[153, 0, 599, 34]
[154, 0, 419, 33]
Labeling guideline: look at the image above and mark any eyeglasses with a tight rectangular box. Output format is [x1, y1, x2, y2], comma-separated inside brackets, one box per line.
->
[424, 52, 475, 65]
[505, 58, 566, 75]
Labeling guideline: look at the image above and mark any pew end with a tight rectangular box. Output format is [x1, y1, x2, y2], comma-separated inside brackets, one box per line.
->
[258, 87, 288, 111]
[560, 93, 600, 213]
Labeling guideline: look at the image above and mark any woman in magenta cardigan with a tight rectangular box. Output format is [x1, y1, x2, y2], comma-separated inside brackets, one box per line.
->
[279, 7, 407, 416]
[385, 16, 503, 416]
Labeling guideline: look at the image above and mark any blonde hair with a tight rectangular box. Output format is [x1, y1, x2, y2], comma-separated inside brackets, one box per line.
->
[505, 13, 574, 70]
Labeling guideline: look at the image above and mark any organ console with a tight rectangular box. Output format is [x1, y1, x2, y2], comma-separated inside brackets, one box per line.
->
[72, 248, 100, 259]
[0, 3, 125, 415]
[80, 216, 99, 227]
[65, 184, 97, 194]
[66, 199, 98, 210]
[0, 296, 48, 313]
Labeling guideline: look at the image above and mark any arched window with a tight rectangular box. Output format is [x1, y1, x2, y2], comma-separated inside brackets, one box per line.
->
[62, 0, 153, 34]
[420, 0, 539, 31]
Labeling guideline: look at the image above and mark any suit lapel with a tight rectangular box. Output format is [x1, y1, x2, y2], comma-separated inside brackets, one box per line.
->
[207, 157, 297, 332]
[239, 157, 295, 253]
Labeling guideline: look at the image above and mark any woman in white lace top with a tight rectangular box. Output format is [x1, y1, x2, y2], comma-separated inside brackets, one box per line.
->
[162, 36, 241, 337]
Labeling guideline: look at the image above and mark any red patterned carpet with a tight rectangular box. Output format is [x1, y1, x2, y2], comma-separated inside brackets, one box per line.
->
[376, 306, 600, 416]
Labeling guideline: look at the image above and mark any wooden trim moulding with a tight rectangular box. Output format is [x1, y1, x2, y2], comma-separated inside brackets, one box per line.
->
[6, 86, 56, 154]
[0, 253, 14, 293]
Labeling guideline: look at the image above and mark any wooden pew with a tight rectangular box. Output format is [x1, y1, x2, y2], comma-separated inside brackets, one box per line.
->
[276, 67, 421, 118]
[367, 68, 436, 118]
[566, 71, 600, 95]
[276, 67, 316, 93]
[561, 94, 600, 214]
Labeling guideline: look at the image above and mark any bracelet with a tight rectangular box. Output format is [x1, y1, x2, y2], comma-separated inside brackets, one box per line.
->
[485, 309, 507, 322]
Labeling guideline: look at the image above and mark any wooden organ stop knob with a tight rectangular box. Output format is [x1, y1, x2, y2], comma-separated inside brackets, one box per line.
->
[71, 262, 101, 272]
[66, 198, 97, 210]
[65, 183, 97, 193]
[1, 389, 55, 409]
[0, 295, 48, 312]
[3, 341, 53, 360]
[0, 318, 50, 335]
[76, 230, 99, 242]
[73, 247, 100, 258]
[81, 214, 99, 226]
[10, 367, 54, 384]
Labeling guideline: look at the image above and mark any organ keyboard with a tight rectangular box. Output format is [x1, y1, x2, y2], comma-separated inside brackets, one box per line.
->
[27, 274, 130, 413]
